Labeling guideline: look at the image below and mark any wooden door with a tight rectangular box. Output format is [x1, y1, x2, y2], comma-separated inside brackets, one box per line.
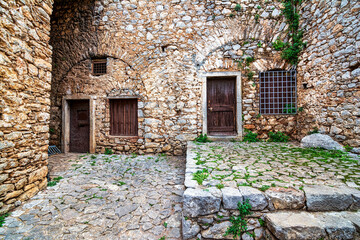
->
[207, 77, 236, 136]
[69, 100, 90, 153]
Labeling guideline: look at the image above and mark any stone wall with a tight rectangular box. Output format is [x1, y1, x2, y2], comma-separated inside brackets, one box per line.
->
[297, 0, 360, 146]
[0, 1, 52, 213]
[50, 0, 301, 155]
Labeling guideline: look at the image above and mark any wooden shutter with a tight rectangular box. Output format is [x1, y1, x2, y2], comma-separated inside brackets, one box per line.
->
[110, 99, 138, 136]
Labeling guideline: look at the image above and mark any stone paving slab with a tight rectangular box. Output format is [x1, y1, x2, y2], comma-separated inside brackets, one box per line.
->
[0, 153, 185, 240]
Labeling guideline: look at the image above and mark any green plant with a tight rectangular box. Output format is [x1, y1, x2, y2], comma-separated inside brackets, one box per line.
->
[257, 5, 261, 9]
[257, 41, 262, 48]
[229, 13, 235, 18]
[258, 218, 265, 227]
[247, 71, 255, 81]
[91, 155, 97, 159]
[0, 213, 9, 227]
[298, 106, 304, 112]
[274, 0, 306, 65]
[216, 183, 224, 189]
[243, 130, 259, 143]
[307, 127, 319, 135]
[224, 199, 253, 239]
[104, 148, 113, 155]
[272, 38, 286, 51]
[344, 145, 353, 152]
[47, 176, 63, 187]
[195, 134, 212, 143]
[245, 57, 255, 66]
[193, 169, 209, 185]
[283, 104, 297, 114]
[49, 128, 55, 133]
[254, 14, 260, 22]
[158, 237, 165, 240]
[235, 4, 241, 11]
[268, 131, 289, 142]
[164, 222, 168, 228]
[260, 185, 270, 191]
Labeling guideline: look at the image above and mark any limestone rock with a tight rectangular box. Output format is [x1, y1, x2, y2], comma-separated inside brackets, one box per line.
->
[238, 187, 267, 210]
[265, 212, 327, 240]
[315, 212, 355, 240]
[222, 187, 243, 210]
[301, 134, 344, 151]
[182, 218, 200, 240]
[202, 221, 234, 239]
[304, 185, 355, 211]
[265, 187, 305, 210]
[183, 188, 221, 217]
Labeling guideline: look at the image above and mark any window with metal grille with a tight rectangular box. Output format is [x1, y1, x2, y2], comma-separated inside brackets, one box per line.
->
[259, 70, 297, 115]
[92, 59, 107, 76]
[110, 99, 138, 136]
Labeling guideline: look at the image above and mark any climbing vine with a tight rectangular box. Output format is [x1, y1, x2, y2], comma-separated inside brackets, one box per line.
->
[273, 0, 306, 65]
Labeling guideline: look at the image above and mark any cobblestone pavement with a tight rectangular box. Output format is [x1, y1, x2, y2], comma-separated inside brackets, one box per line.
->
[1, 153, 185, 240]
[188, 142, 360, 191]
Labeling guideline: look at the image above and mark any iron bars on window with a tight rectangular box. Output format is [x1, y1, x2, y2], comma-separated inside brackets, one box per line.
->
[259, 70, 297, 115]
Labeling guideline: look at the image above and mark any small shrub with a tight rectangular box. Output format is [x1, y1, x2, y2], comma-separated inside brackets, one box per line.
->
[224, 199, 253, 238]
[104, 148, 113, 155]
[234, 4, 241, 11]
[243, 130, 259, 143]
[247, 71, 255, 81]
[254, 14, 260, 22]
[195, 134, 212, 143]
[268, 131, 289, 142]
[193, 169, 209, 185]
[229, 13, 235, 18]
[257, 41, 262, 48]
[245, 57, 255, 66]
[272, 38, 285, 51]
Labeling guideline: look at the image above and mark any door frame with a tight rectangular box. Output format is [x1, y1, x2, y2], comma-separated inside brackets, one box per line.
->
[62, 95, 96, 153]
[200, 72, 242, 140]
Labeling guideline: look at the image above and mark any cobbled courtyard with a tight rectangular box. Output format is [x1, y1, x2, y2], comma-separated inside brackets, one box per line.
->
[1, 142, 360, 240]
[0, 154, 185, 240]
[186, 142, 360, 190]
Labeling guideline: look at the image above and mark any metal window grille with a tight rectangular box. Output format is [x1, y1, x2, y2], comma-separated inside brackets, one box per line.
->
[259, 70, 297, 115]
[92, 59, 107, 75]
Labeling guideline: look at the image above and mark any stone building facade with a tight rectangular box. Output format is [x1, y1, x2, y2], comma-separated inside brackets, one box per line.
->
[0, 0, 359, 213]
[0, 0, 53, 214]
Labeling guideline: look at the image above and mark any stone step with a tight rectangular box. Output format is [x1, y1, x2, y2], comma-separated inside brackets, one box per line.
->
[265, 211, 360, 240]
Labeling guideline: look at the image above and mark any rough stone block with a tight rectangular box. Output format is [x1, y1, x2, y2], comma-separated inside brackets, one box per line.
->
[28, 166, 48, 184]
[265, 212, 327, 240]
[183, 188, 221, 217]
[202, 221, 233, 239]
[182, 218, 200, 240]
[315, 213, 356, 240]
[239, 186, 267, 210]
[222, 187, 243, 210]
[265, 187, 305, 210]
[304, 185, 354, 211]
[301, 133, 344, 151]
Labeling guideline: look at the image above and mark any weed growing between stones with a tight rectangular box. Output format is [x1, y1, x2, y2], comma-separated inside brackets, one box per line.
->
[225, 199, 253, 239]
[47, 176, 63, 187]
[195, 134, 212, 143]
[243, 130, 259, 142]
[193, 169, 209, 185]
[268, 131, 289, 142]
[104, 148, 113, 155]
[0, 213, 9, 227]
[307, 127, 319, 135]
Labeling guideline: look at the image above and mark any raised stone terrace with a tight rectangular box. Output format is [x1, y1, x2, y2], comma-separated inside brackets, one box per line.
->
[183, 141, 360, 239]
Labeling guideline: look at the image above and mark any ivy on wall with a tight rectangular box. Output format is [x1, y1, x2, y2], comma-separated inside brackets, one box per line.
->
[273, 0, 306, 65]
